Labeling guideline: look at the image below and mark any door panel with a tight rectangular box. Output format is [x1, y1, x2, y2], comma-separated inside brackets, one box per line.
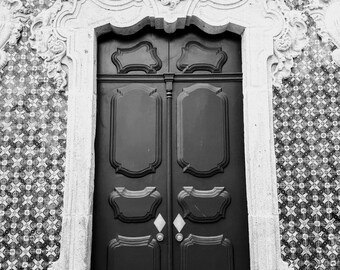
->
[172, 79, 249, 270]
[92, 80, 168, 270]
[97, 27, 169, 75]
[180, 234, 233, 270]
[177, 187, 231, 223]
[175, 41, 228, 73]
[107, 235, 160, 270]
[169, 30, 242, 74]
[110, 83, 162, 177]
[111, 41, 163, 74]
[177, 83, 229, 177]
[93, 27, 249, 270]
[109, 187, 162, 223]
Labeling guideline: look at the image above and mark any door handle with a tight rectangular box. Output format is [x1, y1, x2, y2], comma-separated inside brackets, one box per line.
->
[154, 213, 166, 242]
[154, 213, 186, 242]
[175, 233, 183, 242]
[156, 232, 164, 242]
[173, 214, 186, 242]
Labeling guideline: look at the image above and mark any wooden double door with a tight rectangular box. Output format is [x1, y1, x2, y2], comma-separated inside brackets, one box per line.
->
[92, 27, 250, 270]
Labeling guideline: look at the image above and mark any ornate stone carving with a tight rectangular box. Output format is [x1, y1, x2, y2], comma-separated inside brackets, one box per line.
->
[91, 0, 144, 12]
[27, 0, 309, 91]
[29, 0, 67, 92]
[158, 0, 185, 9]
[270, 0, 309, 88]
[307, 0, 340, 66]
[45, 0, 304, 269]
[0, 0, 29, 71]
[195, 0, 249, 11]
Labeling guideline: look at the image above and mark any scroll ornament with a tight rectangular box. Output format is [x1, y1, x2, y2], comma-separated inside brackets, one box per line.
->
[0, 0, 30, 71]
[159, 0, 185, 9]
[29, 0, 67, 92]
[307, 0, 340, 66]
[25, 0, 310, 91]
[271, 0, 309, 88]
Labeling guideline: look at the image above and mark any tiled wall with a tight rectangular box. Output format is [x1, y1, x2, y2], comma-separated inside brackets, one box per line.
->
[276, 1, 340, 269]
[0, 0, 340, 269]
[0, 0, 65, 269]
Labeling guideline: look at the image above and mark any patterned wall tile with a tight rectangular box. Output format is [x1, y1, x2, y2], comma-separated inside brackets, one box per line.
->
[274, 15, 340, 270]
[0, 0, 66, 269]
[1, 1, 340, 269]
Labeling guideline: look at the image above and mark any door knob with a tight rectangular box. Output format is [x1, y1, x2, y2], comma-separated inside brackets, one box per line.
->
[173, 214, 186, 242]
[156, 233, 164, 242]
[175, 233, 183, 242]
[154, 213, 166, 242]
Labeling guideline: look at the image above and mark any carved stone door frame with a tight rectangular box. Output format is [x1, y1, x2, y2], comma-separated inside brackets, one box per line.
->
[27, 0, 308, 269]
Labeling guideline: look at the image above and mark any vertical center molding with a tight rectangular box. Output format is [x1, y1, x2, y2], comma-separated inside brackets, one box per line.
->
[164, 73, 174, 270]
[165, 74, 174, 99]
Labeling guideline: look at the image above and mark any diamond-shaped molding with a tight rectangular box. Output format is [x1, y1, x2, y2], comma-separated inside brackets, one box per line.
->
[154, 213, 166, 232]
[173, 214, 186, 232]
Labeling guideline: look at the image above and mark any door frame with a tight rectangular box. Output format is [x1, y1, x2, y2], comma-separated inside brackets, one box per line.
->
[33, 0, 308, 269]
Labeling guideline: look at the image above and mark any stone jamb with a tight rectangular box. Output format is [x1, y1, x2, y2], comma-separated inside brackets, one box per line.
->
[32, 0, 310, 269]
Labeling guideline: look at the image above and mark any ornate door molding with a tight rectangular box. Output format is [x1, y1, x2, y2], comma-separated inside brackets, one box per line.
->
[12, 0, 314, 269]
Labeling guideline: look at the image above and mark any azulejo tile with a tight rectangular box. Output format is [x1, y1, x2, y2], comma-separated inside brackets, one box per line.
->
[1, 0, 340, 269]
[274, 14, 340, 270]
[0, 0, 65, 269]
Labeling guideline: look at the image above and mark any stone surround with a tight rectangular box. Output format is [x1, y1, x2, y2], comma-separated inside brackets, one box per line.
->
[0, 0, 340, 269]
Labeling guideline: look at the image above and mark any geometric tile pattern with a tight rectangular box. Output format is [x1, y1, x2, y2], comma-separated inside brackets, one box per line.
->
[274, 4, 340, 268]
[0, 0, 340, 269]
[0, 0, 65, 268]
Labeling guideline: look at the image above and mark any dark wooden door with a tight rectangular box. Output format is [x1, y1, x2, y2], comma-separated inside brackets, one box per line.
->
[92, 27, 250, 270]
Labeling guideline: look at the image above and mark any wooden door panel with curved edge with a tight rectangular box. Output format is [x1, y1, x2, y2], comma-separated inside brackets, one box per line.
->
[92, 81, 167, 270]
[176, 83, 229, 177]
[93, 27, 250, 270]
[172, 79, 250, 270]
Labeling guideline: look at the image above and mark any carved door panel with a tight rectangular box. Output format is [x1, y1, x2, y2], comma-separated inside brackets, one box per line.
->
[171, 79, 249, 270]
[93, 80, 167, 270]
[93, 27, 250, 270]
